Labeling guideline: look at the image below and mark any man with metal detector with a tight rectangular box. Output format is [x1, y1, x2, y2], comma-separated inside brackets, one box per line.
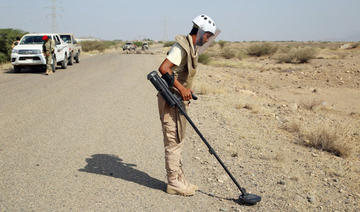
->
[157, 14, 218, 196]
[150, 14, 261, 205]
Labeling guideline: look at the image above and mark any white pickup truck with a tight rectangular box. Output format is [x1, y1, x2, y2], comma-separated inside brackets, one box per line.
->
[11, 33, 70, 72]
[59, 33, 81, 65]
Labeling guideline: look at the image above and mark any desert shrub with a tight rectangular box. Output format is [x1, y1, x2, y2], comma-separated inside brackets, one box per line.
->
[81, 41, 107, 52]
[236, 49, 247, 60]
[276, 47, 317, 64]
[247, 43, 278, 57]
[0, 52, 7, 64]
[299, 99, 323, 110]
[300, 128, 350, 157]
[81, 40, 122, 52]
[218, 40, 227, 48]
[163, 41, 176, 47]
[281, 121, 351, 158]
[221, 47, 236, 59]
[198, 53, 211, 64]
[281, 121, 301, 134]
[133, 41, 143, 47]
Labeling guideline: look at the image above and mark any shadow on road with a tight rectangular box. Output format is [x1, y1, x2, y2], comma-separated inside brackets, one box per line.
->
[4, 67, 59, 74]
[79, 154, 166, 192]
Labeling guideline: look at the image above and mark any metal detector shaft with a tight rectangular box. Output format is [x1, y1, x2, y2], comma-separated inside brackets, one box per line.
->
[147, 71, 246, 195]
[176, 105, 246, 195]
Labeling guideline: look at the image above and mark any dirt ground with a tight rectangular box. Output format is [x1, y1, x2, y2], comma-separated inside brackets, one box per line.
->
[187, 42, 360, 211]
[0, 42, 359, 211]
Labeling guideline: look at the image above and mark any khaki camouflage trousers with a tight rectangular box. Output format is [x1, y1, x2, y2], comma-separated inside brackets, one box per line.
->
[45, 54, 53, 73]
[158, 94, 189, 178]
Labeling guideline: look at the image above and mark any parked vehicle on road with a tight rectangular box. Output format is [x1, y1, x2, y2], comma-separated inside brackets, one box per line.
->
[11, 33, 70, 72]
[142, 42, 149, 50]
[59, 33, 81, 65]
[122, 42, 136, 51]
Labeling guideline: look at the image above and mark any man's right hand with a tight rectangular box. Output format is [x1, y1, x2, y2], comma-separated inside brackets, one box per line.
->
[179, 87, 193, 101]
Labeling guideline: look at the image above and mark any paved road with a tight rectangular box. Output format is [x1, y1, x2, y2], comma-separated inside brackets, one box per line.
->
[0, 53, 237, 211]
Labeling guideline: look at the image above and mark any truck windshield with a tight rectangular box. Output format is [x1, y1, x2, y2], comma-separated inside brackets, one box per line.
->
[20, 36, 49, 45]
[60, 35, 71, 43]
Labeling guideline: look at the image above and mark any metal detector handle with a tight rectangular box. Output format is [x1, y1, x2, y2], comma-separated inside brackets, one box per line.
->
[191, 93, 198, 100]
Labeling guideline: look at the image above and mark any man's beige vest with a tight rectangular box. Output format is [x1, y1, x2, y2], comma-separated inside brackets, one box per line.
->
[171, 35, 199, 90]
[170, 35, 199, 141]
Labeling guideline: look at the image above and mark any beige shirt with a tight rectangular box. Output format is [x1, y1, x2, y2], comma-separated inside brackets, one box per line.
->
[166, 43, 186, 66]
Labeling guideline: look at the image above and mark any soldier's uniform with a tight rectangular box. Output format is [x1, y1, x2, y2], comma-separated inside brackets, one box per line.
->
[158, 34, 199, 196]
[42, 38, 55, 75]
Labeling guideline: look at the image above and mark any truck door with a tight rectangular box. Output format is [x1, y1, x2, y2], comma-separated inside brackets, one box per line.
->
[54, 35, 65, 62]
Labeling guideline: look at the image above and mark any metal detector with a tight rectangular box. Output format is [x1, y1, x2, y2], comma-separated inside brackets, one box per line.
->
[147, 71, 261, 205]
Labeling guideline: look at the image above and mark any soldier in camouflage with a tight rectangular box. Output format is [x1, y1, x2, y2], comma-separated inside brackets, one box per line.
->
[42, 35, 55, 75]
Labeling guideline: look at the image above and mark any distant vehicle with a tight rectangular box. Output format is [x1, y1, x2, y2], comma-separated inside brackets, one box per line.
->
[142, 42, 149, 50]
[11, 33, 70, 72]
[123, 42, 136, 51]
[59, 33, 81, 65]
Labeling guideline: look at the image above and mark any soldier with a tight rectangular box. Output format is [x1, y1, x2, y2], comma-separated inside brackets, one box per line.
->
[42, 35, 55, 75]
[158, 14, 218, 196]
[11, 37, 20, 48]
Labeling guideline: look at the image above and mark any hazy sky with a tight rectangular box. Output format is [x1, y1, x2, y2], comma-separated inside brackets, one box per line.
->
[1, 0, 359, 41]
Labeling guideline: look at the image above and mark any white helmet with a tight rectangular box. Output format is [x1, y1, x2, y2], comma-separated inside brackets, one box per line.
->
[192, 14, 216, 34]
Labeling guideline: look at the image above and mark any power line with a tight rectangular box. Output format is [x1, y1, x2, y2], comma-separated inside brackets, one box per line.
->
[51, 0, 57, 32]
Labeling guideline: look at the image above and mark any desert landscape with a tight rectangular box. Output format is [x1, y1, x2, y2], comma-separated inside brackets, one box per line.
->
[1, 41, 359, 211]
[186, 41, 360, 211]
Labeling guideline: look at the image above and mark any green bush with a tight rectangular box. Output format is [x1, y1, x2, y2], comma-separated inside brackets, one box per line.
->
[221, 47, 236, 59]
[133, 41, 143, 47]
[276, 47, 317, 64]
[0, 52, 7, 64]
[247, 43, 278, 57]
[198, 53, 211, 64]
[0, 28, 27, 63]
[163, 41, 176, 47]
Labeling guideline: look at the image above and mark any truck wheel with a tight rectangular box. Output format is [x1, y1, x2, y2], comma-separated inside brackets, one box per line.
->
[61, 54, 68, 69]
[68, 53, 74, 65]
[75, 53, 80, 63]
[13, 66, 21, 73]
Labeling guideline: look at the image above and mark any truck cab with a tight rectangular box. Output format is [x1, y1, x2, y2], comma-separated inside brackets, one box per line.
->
[59, 33, 81, 65]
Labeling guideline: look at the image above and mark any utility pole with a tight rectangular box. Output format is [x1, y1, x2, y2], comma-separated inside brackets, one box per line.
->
[50, 0, 57, 32]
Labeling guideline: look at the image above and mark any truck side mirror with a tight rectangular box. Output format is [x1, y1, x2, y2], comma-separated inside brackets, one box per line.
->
[73, 40, 77, 44]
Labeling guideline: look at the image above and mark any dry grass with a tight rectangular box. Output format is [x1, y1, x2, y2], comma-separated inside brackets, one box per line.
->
[235, 103, 259, 114]
[221, 47, 237, 59]
[281, 121, 352, 158]
[217, 40, 227, 48]
[300, 128, 351, 158]
[276, 47, 317, 64]
[194, 83, 225, 95]
[299, 99, 323, 110]
[198, 53, 211, 64]
[247, 43, 278, 57]
[280, 121, 301, 133]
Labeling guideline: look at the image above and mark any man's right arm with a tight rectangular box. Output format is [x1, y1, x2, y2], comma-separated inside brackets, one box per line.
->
[158, 59, 193, 101]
